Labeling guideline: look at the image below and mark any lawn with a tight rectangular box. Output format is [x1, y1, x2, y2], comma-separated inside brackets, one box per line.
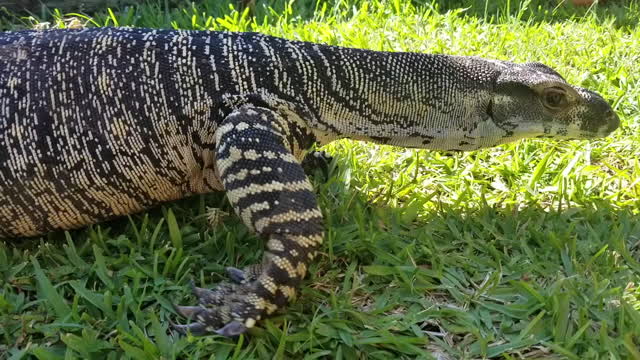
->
[1, 0, 640, 359]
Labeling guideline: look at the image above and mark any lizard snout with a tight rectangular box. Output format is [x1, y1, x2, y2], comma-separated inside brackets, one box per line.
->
[603, 109, 621, 135]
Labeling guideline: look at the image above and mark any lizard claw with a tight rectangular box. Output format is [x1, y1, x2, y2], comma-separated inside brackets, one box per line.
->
[215, 321, 247, 337]
[190, 283, 218, 302]
[173, 278, 260, 337]
[170, 321, 210, 336]
[226, 267, 248, 283]
[171, 316, 246, 337]
[173, 305, 203, 318]
[226, 264, 262, 284]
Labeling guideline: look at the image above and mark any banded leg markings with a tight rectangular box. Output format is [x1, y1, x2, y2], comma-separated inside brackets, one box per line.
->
[173, 105, 324, 337]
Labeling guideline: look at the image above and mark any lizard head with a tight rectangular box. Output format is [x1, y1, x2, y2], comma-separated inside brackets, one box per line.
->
[491, 62, 619, 140]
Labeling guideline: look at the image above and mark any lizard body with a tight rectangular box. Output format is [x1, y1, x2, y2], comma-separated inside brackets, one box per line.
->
[0, 27, 619, 335]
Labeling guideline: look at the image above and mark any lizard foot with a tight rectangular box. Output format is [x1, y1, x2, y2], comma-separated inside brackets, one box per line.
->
[172, 266, 267, 337]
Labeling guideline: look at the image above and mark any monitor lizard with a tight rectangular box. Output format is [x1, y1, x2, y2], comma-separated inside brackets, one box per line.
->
[0, 27, 620, 336]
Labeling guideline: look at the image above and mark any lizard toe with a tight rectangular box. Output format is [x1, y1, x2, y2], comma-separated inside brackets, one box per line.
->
[215, 321, 248, 337]
[226, 264, 263, 284]
[226, 267, 248, 283]
[172, 301, 238, 336]
[171, 321, 210, 336]
[189, 280, 244, 306]
[174, 279, 266, 337]
[173, 305, 202, 318]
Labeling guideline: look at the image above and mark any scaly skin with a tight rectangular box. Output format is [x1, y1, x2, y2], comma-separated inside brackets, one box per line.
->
[0, 27, 619, 335]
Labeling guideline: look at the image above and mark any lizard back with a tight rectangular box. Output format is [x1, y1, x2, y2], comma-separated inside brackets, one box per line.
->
[0, 28, 259, 236]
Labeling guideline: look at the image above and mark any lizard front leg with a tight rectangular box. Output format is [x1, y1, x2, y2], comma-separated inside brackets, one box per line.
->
[173, 105, 324, 336]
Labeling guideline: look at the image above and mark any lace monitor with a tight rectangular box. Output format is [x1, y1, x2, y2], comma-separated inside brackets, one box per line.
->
[0, 27, 620, 336]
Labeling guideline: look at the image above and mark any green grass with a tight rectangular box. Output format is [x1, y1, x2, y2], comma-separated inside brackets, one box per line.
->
[1, 0, 640, 358]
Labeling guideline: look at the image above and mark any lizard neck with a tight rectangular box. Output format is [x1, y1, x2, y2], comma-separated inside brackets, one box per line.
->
[305, 48, 508, 151]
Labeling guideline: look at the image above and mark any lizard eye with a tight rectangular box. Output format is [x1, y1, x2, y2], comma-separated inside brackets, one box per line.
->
[542, 87, 569, 110]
